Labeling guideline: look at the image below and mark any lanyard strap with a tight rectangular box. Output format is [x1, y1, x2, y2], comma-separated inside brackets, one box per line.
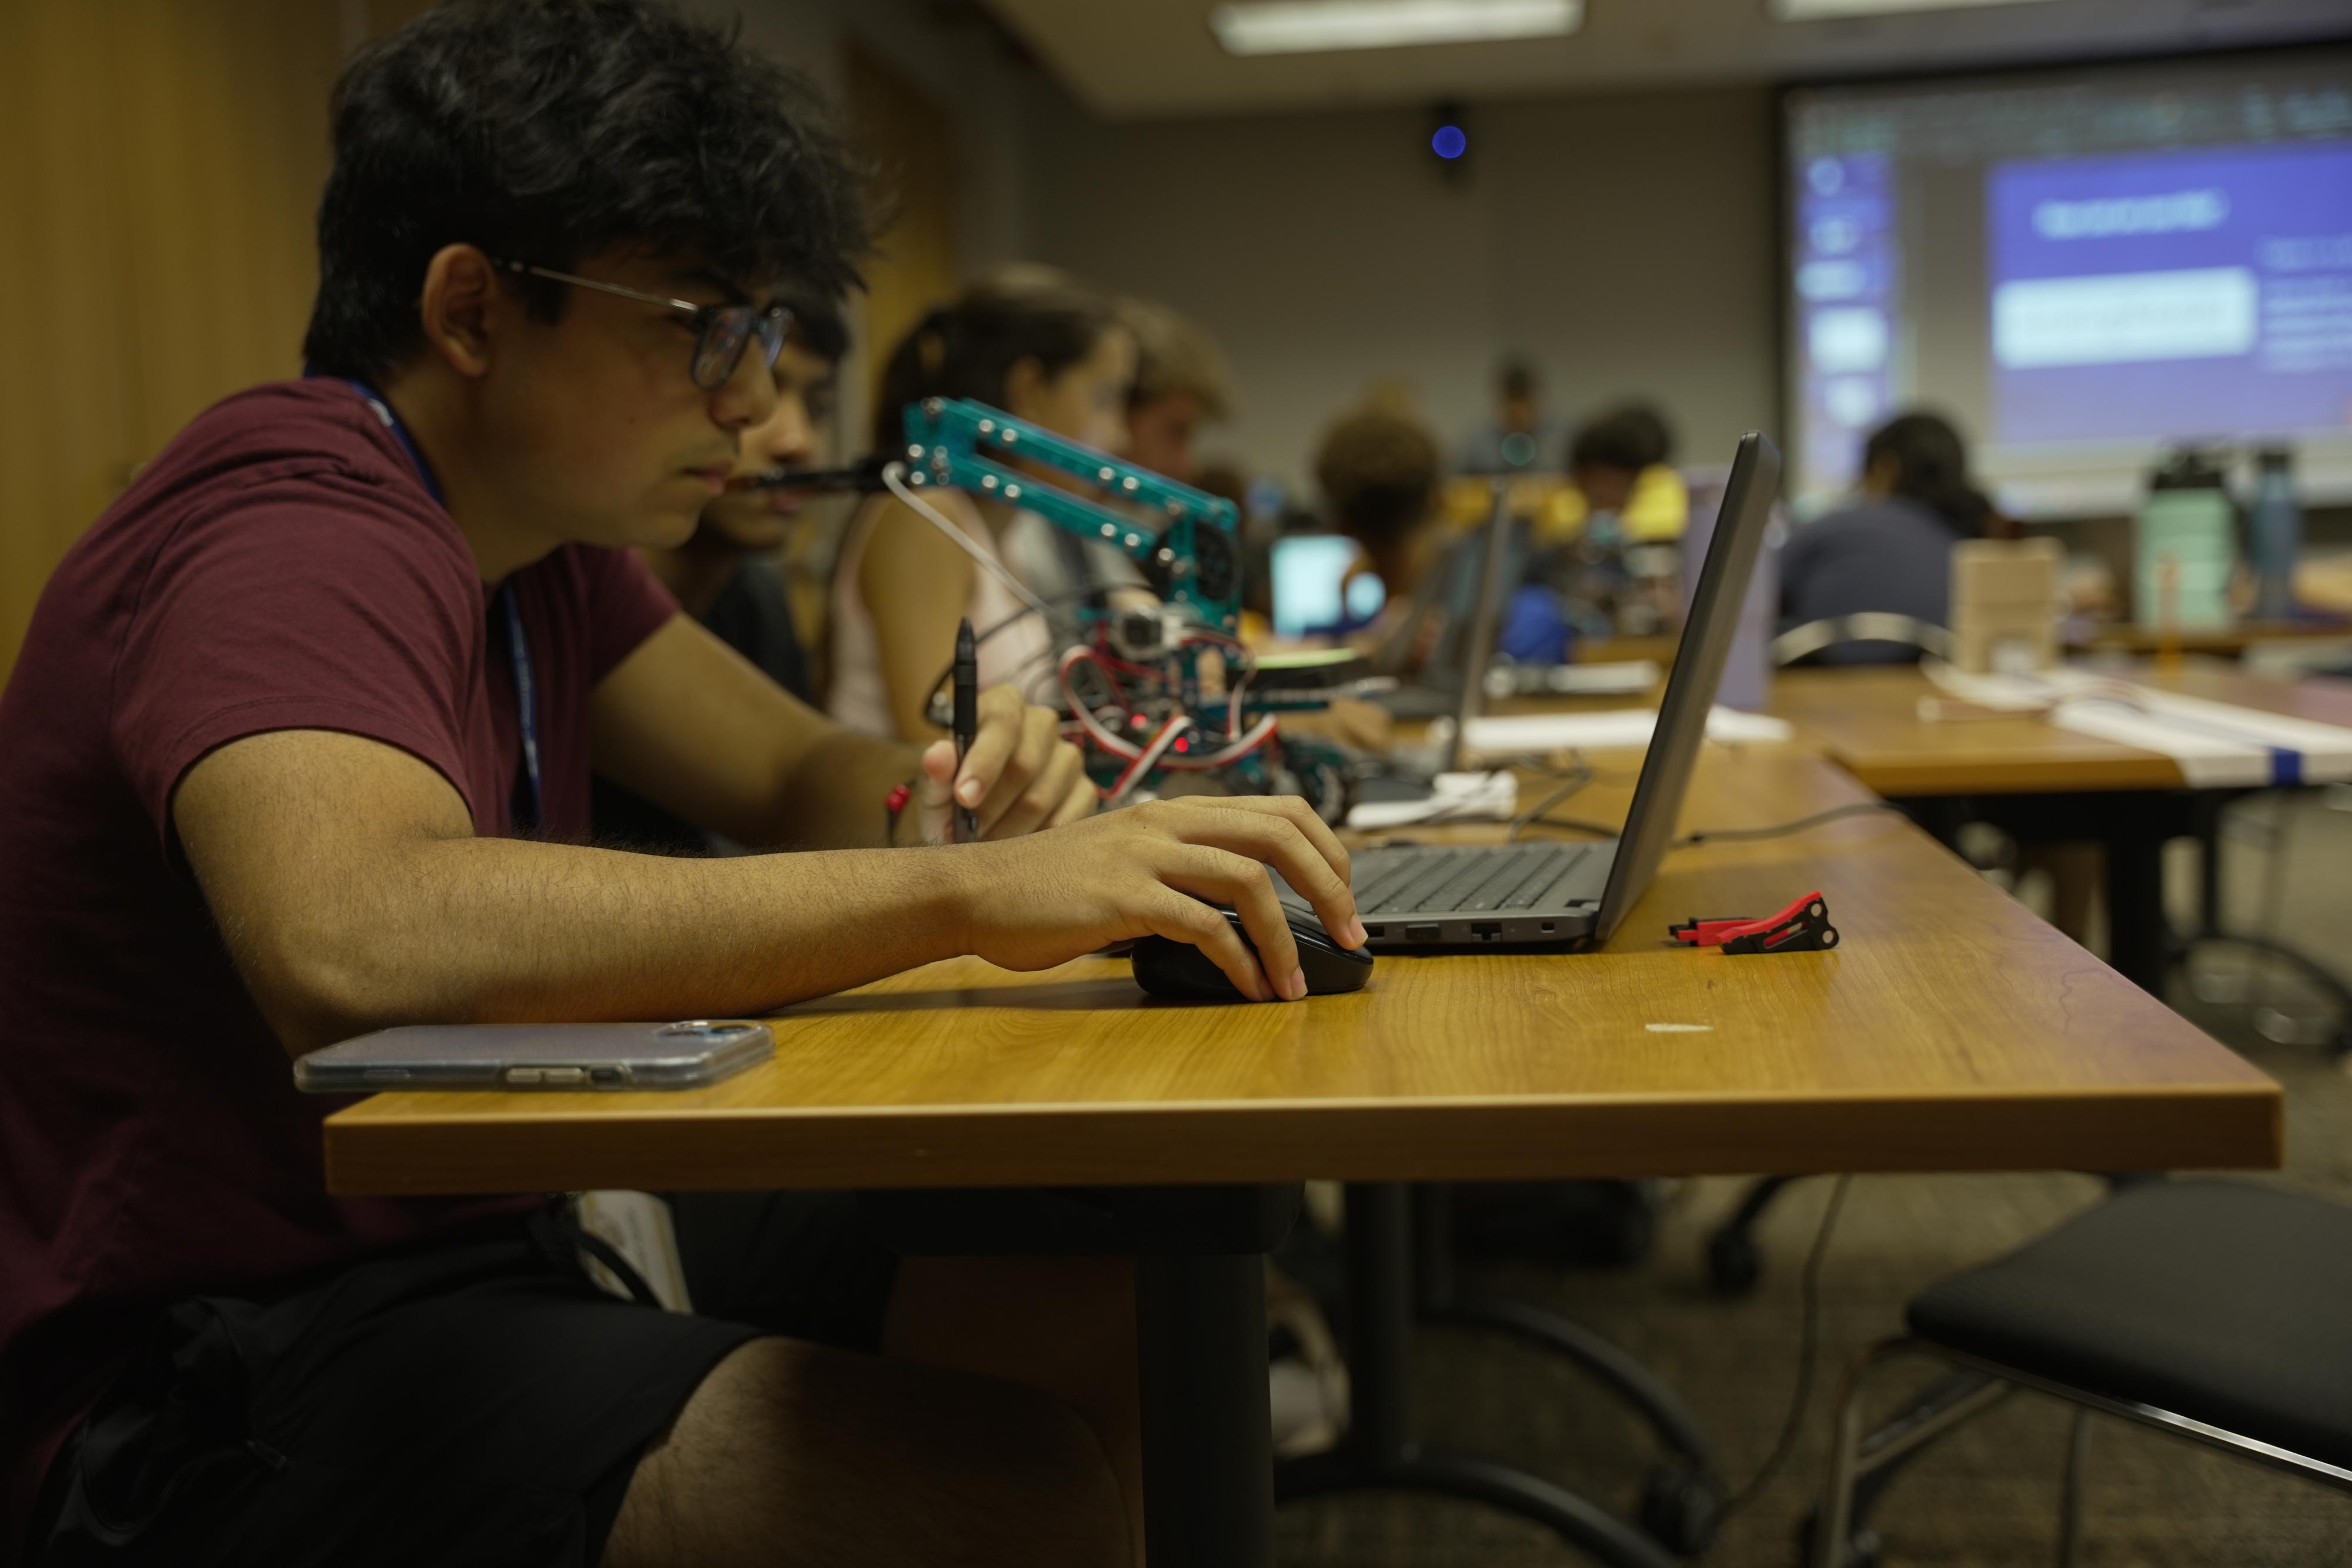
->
[500, 584, 543, 833]
[334, 377, 542, 834]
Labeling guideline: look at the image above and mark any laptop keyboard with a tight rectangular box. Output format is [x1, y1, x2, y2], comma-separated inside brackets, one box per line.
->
[1351, 844, 1595, 916]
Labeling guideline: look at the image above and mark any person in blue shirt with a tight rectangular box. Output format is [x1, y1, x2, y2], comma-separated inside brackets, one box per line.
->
[1780, 410, 1999, 665]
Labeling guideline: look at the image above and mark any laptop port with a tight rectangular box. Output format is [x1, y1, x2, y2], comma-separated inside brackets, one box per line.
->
[1404, 922, 1441, 941]
[1540, 922, 1555, 934]
[1471, 922, 1502, 940]
[1365, 925, 1385, 940]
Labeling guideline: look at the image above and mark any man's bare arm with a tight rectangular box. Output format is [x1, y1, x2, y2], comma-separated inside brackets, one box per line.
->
[176, 728, 965, 1054]
[175, 728, 1365, 1058]
[589, 615, 1090, 850]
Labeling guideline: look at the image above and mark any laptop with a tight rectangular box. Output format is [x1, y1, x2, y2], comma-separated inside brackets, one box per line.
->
[1366, 483, 1532, 720]
[1279, 432, 1782, 950]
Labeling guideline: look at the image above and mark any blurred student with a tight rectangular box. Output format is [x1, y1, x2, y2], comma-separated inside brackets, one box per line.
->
[1562, 402, 1685, 540]
[830, 279, 1136, 741]
[1458, 356, 1566, 475]
[1120, 298, 1231, 485]
[593, 295, 844, 852]
[1780, 410, 1995, 665]
[1000, 295, 1234, 609]
[1316, 402, 1451, 674]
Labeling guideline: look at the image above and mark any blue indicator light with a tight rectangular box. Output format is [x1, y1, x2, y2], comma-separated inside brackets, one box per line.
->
[1431, 125, 1467, 160]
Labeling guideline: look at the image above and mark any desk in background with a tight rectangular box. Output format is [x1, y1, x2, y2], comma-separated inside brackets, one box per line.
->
[325, 744, 2277, 1568]
[1770, 662, 2352, 992]
[2070, 617, 2352, 660]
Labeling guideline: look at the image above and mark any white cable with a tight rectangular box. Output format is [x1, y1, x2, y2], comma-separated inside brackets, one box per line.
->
[1107, 714, 1191, 805]
[1167, 713, 1279, 770]
[881, 461, 1055, 620]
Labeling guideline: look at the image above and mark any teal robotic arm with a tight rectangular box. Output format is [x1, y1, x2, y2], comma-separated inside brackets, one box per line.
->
[898, 396, 1243, 624]
[890, 397, 1344, 810]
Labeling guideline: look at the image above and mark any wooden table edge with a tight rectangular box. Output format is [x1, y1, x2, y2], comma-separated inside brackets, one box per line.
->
[1836, 755, 2191, 797]
[326, 1079, 2281, 1196]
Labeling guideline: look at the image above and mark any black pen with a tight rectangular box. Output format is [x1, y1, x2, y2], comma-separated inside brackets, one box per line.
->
[952, 616, 979, 842]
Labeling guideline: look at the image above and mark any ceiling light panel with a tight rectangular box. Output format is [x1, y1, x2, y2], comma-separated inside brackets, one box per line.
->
[1770, 0, 2057, 19]
[1210, 0, 1583, 57]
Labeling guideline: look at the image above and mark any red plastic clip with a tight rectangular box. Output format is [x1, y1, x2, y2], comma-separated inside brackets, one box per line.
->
[1669, 891, 1839, 955]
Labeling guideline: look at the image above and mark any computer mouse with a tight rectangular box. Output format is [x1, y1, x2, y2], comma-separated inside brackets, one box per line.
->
[1131, 907, 1374, 1002]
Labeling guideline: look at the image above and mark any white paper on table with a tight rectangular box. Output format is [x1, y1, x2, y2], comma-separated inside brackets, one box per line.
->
[1455, 706, 1793, 757]
[1920, 661, 2352, 787]
[1344, 770, 1519, 829]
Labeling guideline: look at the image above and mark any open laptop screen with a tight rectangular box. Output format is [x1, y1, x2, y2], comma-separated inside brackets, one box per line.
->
[1588, 433, 1783, 941]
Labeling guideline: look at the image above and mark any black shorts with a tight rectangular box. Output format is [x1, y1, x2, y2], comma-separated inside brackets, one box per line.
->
[29, 1192, 900, 1568]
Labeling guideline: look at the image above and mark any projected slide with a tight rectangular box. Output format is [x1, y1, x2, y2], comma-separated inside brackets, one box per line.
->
[1989, 142, 2352, 444]
[1785, 48, 2352, 514]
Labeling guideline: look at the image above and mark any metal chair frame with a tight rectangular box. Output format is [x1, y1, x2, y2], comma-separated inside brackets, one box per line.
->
[1813, 1336, 2352, 1568]
[1770, 613, 1955, 667]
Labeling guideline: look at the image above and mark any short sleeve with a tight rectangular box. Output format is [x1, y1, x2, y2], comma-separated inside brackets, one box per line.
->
[576, 544, 680, 683]
[113, 472, 486, 843]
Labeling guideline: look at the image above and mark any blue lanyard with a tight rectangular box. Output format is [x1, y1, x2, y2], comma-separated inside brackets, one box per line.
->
[335, 379, 542, 834]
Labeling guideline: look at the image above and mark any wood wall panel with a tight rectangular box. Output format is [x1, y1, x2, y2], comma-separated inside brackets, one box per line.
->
[843, 42, 961, 443]
[0, 2, 341, 683]
[0, 5, 140, 678]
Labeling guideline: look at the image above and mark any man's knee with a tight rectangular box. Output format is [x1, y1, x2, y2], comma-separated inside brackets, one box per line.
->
[604, 1336, 1130, 1568]
[971, 1375, 1132, 1567]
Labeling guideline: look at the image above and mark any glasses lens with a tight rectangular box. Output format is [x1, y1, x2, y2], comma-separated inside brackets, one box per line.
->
[754, 308, 790, 374]
[691, 307, 755, 391]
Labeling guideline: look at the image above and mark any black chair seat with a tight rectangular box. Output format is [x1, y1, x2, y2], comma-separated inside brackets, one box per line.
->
[1908, 1181, 2352, 1470]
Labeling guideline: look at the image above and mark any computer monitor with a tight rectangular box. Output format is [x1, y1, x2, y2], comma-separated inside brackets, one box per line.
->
[1269, 534, 1384, 638]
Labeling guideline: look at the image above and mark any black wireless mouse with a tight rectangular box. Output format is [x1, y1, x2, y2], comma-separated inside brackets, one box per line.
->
[1131, 907, 1375, 1002]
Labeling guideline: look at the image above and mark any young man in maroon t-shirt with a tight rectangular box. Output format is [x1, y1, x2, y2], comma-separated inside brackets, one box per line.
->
[0, 5, 1362, 1565]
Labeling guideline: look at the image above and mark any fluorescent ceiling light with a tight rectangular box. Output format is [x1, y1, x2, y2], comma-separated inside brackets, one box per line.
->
[1210, 0, 1582, 56]
[1771, 0, 2056, 18]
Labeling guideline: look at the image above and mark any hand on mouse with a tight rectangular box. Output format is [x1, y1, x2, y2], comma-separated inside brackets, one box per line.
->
[950, 795, 1365, 1002]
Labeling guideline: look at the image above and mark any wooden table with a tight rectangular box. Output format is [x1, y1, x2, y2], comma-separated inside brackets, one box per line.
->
[2070, 619, 2352, 658]
[329, 745, 2274, 1195]
[1770, 663, 2352, 991]
[2296, 553, 2352, 618]
[325, 744, 2278, 1568]
[1772, 663, 2352, 798]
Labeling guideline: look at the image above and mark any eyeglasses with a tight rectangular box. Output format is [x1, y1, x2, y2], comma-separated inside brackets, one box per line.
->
[493, 259, 791, 392]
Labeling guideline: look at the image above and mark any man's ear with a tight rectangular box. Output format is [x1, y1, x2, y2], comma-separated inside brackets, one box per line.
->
[416, 245, 504, 380]
[1002, 355, 1045, 422]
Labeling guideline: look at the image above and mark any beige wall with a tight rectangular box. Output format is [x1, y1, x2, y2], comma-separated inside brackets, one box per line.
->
[1019, 84, 1779, 502]
[0, 2, 344, 683]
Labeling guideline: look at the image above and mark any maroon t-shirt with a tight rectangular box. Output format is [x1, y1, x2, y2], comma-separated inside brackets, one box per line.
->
[0, 380, 679, 1541]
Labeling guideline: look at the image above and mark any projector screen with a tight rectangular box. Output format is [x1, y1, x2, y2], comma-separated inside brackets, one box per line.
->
[1783, 46, 2352, 519]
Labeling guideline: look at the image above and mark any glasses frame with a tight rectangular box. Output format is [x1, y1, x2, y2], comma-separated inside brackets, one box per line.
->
[492, 258, 791, 392]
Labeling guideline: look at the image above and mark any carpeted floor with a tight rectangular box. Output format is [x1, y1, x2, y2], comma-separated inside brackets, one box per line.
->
[1275, 791, 2352, 1567]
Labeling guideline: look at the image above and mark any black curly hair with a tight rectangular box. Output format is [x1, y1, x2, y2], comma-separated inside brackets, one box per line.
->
[870, 279, 1120, 453]
[302, 0, 867, 381]
[1315, 406, 1441, 550]
[1865, 410, 1992, 536]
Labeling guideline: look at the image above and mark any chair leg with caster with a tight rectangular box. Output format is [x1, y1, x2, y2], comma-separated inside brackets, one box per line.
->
[1811, 1342, 2014, 1568]
[1706, 1175, 1800, 1296]
[1414, 1185, 1723, 1553]
[2057, 1409, 2093, 1568]
[1278, 1183, 1684, 1568]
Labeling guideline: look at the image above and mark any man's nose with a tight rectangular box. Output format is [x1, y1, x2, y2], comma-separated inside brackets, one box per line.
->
[756, 396, 813, 466]
[713, 344, 780, 432]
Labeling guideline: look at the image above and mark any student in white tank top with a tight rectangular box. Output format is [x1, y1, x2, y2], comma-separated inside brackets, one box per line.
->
[827, 487, 1055, 737]
[827, 280, 1138, 743]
